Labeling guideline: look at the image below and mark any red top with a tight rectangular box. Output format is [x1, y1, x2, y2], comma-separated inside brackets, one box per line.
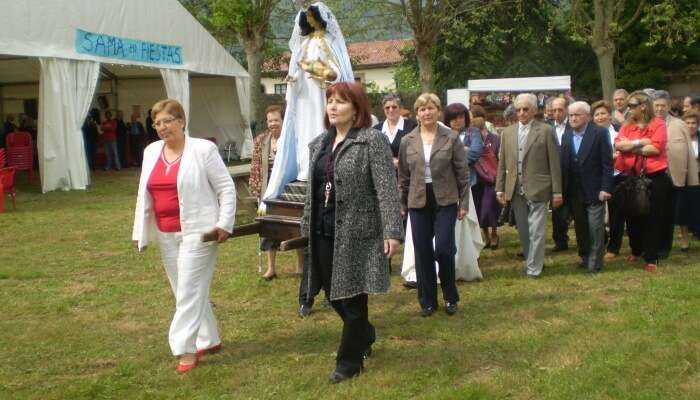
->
[101, 119, 117, 142]
[614, 117, 668, 175]
[147, 152, 182, 232]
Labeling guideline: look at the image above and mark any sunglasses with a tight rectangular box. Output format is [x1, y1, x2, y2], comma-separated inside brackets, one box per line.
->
[627, 102, 641, 108]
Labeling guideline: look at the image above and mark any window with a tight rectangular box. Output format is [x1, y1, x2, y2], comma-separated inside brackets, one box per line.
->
[274, 83, 287, 95]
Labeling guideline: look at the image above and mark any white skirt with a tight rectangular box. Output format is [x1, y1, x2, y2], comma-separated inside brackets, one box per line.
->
[401, 191, 484, 282]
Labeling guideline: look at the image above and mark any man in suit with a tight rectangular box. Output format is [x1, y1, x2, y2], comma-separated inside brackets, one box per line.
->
[653, 90, 700, 257]
[560, 102, 614, 273]
[550, 97, 571, 251]
[496, 93, 563, 278]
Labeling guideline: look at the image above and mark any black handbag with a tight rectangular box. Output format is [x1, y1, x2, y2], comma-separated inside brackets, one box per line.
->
[614, 156, 652, 217]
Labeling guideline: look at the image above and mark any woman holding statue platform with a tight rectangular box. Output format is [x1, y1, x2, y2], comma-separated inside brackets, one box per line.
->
[132, 99, 236, 374]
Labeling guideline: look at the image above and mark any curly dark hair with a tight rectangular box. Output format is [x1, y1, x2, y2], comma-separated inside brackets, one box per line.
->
[299, 6, 327, 36]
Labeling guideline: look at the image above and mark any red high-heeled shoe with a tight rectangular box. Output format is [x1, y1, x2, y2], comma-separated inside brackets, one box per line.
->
[176, 355, 199, 374]
[196, 343, 222, 359]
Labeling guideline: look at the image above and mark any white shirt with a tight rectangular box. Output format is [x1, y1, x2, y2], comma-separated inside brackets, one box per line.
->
[692, 139, 698, 158]
[554, 118, 567, 145]
[423, 143, 432, 183]
[381, 117, 405, 145]
[608, 124, 620, 176]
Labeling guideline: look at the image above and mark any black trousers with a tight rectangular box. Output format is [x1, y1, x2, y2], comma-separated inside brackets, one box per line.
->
[315, 236, 374, 375]
[117, 132, 128, 168]
[552, 203, 570, 249]
[129, 135, 144, 166]
[626, 171, 673, 264]
[409, 183, 459, 310]
[658, 185, 679, 257]
[298, 244, 328, 307]
[606, 174, 627, 254]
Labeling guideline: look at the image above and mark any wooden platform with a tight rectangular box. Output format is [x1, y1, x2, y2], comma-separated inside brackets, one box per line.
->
[227, 180, 308, 251]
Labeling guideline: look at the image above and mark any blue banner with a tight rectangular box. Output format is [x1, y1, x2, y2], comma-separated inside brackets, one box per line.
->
[75, 29, 183, 66]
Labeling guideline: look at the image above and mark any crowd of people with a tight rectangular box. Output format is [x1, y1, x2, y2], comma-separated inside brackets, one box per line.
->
[133, 82, 700, 383]
[81, 108, 154, 171]
[126, 5, 699, 380]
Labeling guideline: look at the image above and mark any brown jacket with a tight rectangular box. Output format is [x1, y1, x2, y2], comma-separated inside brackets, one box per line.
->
[666, 116, 700, 187]
[496, 120, 562, 202]
[398, 124, 469, 212]
[249, 130, 273, 198]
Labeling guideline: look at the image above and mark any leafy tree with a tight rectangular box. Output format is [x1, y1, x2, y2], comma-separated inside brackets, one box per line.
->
[398, 0, 463, 92]
[180, 0, 279, 127]
[566, 0, 700, 101]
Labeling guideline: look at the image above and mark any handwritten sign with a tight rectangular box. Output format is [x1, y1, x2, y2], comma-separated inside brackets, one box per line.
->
[75, 29, 183, 66]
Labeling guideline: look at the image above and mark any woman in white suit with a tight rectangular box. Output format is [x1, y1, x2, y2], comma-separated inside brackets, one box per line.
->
[132, 99, 236, 373]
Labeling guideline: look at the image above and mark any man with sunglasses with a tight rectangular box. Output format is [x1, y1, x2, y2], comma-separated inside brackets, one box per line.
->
[496, 93, 563, 278]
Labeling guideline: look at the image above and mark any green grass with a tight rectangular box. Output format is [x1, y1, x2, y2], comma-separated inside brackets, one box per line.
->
[1, 169, 699, 399]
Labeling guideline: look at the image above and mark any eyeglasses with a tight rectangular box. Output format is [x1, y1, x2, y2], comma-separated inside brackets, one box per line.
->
[384, 105, 398, 110]
[627, 103, 641, 109]
[152, 117, 179, 129]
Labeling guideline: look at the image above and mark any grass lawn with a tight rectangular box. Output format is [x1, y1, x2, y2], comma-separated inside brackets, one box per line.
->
[1, 169, 699, 400]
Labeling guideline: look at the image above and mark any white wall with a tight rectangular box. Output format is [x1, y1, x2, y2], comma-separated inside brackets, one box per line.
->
[356, 67, 396, 91]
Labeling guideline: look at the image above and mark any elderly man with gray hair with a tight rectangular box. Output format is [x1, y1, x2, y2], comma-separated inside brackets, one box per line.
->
[496, 93, 562, 278]
[652, 90, 699, 256]
[560, 101, 614, 273]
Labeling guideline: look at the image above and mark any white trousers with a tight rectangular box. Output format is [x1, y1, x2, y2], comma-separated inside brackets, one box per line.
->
[158, 231, 221, 356]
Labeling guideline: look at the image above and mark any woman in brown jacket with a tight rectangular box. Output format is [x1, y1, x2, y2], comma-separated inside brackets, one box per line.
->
[398, 93, 469, 317]
[249, 105, 304, 280]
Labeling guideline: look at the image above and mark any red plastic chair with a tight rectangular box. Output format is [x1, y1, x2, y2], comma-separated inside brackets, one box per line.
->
[0, 166, 16, 212]
[6, 131, 34, 183]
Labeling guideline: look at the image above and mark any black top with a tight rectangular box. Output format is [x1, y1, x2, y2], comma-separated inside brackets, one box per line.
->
[312, 128, 354, 237]
[373, 118, 417, 158]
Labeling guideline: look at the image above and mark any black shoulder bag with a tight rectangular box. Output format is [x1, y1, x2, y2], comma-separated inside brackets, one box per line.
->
[614, 155, 652, 217]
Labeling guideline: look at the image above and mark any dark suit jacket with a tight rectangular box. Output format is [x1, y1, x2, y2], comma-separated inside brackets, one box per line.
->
[560, 123, 614, 205]
[374, 117, 417, 158]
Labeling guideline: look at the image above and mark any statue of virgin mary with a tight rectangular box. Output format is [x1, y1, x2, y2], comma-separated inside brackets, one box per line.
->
[261, 1, 354, 204]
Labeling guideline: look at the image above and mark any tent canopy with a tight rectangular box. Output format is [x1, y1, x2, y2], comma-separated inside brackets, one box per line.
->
[0, 0, 248, 78]
[0, 0, 252, 192]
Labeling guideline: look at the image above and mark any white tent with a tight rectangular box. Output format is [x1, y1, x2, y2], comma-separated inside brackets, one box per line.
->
[0, 0, 253, 192]
[447, 76, 571, 106]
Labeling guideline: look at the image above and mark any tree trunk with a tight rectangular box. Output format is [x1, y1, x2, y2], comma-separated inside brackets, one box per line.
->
[592, 40, 616, 102]
[243, 39, 264, 133]
[416, 43, 433, 93]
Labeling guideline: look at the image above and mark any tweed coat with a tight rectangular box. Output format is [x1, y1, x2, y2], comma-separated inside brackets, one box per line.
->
[496, 120, 563, 202]
[299, 127, 404, 301]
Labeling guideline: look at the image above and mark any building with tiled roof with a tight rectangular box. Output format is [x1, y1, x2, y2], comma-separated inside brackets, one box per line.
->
[261, 39, 412, 95]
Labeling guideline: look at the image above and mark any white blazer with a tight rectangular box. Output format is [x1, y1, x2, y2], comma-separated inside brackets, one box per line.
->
[132, 136, 236, 251]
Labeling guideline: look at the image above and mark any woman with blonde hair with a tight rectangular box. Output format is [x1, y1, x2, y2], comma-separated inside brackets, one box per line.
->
[133, 99, 236, 373]
[398, 93, 469, 317]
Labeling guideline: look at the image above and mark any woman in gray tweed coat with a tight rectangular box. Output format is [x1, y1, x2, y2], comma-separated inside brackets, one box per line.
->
[299, 82, 403, 383]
